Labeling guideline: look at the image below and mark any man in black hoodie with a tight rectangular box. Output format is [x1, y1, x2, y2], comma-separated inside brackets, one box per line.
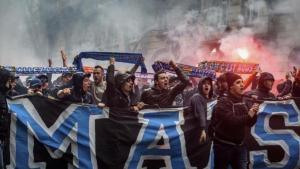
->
[57, 72, 94, 104]
[0, 68, 15, 168]
[213, 72, 259, 169]
[244, 72, 276, 108]
[103, 57, 144, 112]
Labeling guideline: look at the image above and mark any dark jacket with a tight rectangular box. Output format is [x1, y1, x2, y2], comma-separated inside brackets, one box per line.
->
[189, 77, 213, 130]
[9, 79, 28, 97]
[141, 67, 189, 108]
[0, 69, 12, 141]
[213, 93, 256, 145]
[251, 76, 259, 90]
[61, 73, 94, 104]
[102, 65, 138, 110]
[292, 80, 300, 97]
[215, 89, 228, 99]
[182, 87, 198, 107]
[41, 88, 51, 97]
[52, 80, 73, 99]
[277, 79, 292, 97]
[244, 72, 276, 108]
[7, 89, 19, 97]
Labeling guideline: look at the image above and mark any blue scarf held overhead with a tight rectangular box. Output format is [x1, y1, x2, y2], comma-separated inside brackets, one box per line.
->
[73, 52, 147, 74]
[152, 61, 216, 80]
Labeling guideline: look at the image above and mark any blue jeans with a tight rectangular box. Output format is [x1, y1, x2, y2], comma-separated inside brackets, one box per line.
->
[213, 141, 248, 169]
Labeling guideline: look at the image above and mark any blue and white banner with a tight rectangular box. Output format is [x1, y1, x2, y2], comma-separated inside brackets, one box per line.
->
[248, 100, 300, 169]
[152, 61, 216, 79]
[5, 96, 300, 169]
[73, 52, 147, 74]
[1, 66, 78, 75]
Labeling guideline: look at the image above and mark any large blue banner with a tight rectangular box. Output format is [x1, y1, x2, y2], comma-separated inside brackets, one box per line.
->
[5, 96, 300, 169]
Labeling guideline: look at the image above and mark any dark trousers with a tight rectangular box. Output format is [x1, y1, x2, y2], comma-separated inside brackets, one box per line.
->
[0, 141, 3, 169]
[213, 141, 248, 169]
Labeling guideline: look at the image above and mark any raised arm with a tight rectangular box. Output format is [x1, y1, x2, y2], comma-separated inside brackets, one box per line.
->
[60, 50, 68, 67]
[169, 60, 190, 97]
[102, 57, 116, 106]
[128, 56, 144, 74]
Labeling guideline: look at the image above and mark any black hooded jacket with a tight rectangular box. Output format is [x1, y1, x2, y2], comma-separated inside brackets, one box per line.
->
[0, 69, 12, 141]
[292, 80, 300, 97]
[103, 65, 139, 110]
[189, 77, 213, 130]
[213, 93, 256, 145]
[61, 73, 94, 104]
[244, 72, 276, 108]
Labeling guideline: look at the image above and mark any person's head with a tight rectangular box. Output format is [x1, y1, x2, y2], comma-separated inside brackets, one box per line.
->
[25, 76, 34, 87]
[93, 65, 104, 84]
[10, 75, 19, 90]
[0, 69, 15, 93]
[62, 72, 73, 83]
[36, 74, 49, 89]
[154, 70, 169, 90]
[29, 78, 42, 92]
[82, 75, 91, 92]
[216, 73, 228, 92]
[121, 77, 134, 94]
[115, 72, 135, 94]
[226, 72, 244, 97]
[72, 73, 91, 94]
[198, 77, 213, 99]
[258, 72, 274, 91]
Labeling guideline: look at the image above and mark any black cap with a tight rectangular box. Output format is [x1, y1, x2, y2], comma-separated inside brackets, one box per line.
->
[36, 74, 48, 83]
[62, 72, 73, 77]
[114, 72, 135, 88]
[30, 78, 42, 89]
[226, 72, 242, 88]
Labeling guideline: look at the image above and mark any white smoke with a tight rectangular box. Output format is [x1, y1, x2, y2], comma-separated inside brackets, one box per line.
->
[0, 0, 162, 67]
[0, 1, 41, 66]
[164, 0, 300, 78]
[164, 7, 226, 66]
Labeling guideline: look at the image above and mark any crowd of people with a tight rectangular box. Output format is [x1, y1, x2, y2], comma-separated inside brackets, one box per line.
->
[0, 51, 300, 169]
